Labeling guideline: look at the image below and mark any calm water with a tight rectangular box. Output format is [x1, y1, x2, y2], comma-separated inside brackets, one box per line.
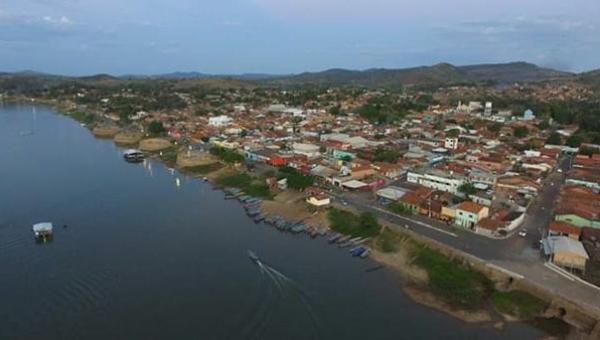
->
[0, 104, 543, 339]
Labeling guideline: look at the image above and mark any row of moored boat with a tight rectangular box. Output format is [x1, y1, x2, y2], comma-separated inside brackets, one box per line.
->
[327, 233, 371, 258]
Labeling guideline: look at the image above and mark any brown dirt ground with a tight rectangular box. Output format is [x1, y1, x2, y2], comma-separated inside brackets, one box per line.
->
[260, 191, 329, 228]
[114, 131, 144, 145]
[139, 138, 172, 151]
[92, 125, 120, 138]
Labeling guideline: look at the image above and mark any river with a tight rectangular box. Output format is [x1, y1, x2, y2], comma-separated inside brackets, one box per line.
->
[0, 103, 544, 339]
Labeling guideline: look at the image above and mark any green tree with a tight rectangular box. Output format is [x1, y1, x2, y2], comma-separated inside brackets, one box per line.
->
[458, 183, 477, 197]
[329, 105, 341, 116]
[513, 126, 529, 138]
[537, 119, 550, 131]
[148, 121, 166, 135]
[487, 122, 502, 133]
[545, 132, 562, 145]
[566, 134, 583, 147]
[278, 167, 315, 190]
[446, 129, 460, 138]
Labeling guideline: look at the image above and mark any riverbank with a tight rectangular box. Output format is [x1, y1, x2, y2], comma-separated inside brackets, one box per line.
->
[327, 207, 579, 337]
[32, 101, 587, 338]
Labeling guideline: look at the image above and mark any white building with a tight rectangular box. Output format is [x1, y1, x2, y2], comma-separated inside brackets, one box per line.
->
[444, 137, 459, 150]
[523, 109, 535, 121]
[468, 101, 483, 112]
[407, 170, 466, 194]
[208, 115, 232, 127]
[292, 143, 320, 159]
[484, 102, 493, 116]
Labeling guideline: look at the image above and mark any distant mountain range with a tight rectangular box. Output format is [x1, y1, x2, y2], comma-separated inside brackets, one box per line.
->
[260, 62, 574, 87]
[1, 62, 599, 89]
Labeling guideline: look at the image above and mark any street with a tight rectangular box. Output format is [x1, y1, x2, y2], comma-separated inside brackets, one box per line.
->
[332, 155, 600, 315]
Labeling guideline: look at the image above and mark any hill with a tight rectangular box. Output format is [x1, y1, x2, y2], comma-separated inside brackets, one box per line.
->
[261, 62, 573, 88]
[577, 69, 600, 88]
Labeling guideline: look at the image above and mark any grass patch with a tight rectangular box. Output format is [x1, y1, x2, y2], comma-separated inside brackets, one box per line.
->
[389, 203, 414, 216]
[375, 228, 405, 253]
[158, 147, 178, 167]
[184, 162, 223, 175]
[210, 146, 244, 164]
[217, 172, 272, 199]
[491, 291, 547, 320]
[412, 245, 493, 310]
[68, 111, 95, 125]
[328, 208, 380, 238]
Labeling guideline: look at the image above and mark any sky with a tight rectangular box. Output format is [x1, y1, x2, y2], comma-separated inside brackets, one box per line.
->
[0, 0, 599, 75]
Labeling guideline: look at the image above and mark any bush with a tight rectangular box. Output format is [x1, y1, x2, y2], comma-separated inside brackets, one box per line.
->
[278, 167, 314, 190]
[148, 121, 166, 135]
[412, 246, 493, 310]
[375, 228, 404, 253]
[184, 163, 223, 174]
[217, 173, 272, 199]
[328, 209, 380, 238]
[513, 126, 529, 138]
[389, 203, 413, 216]
[210, 146, 244, 164]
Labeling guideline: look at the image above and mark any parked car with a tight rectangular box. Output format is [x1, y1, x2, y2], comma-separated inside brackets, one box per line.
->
[518, 230, 527, 237]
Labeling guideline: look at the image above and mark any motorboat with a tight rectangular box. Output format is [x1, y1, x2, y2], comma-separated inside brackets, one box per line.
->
[123, 149, 145, 162]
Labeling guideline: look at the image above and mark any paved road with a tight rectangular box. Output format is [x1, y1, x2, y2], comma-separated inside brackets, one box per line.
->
[335, 155, 600, 315]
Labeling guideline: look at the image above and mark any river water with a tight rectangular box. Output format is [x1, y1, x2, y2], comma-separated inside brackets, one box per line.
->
[0, 103, 544, 339]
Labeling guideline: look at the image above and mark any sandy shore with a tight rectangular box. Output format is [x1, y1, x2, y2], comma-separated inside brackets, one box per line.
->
[176, 150, 218, 168]
[260, 191, 329, 227]
[139, 138, 172, 151]
[114, 131, 144, 145]
[92, 125, 120, 138]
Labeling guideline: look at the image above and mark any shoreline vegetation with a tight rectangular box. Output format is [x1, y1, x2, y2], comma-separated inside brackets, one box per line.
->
[327, 207, 569, 335]
[11, 98, 574, 338]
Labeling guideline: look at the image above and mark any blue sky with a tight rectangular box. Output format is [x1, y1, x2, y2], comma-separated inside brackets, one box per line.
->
[1, 0, 599, 75]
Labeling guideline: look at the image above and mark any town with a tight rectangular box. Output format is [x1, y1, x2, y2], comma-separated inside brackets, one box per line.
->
[2, 69, 600, 334]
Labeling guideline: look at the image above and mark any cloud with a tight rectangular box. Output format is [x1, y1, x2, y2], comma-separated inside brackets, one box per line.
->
[42, 15, 73, 27]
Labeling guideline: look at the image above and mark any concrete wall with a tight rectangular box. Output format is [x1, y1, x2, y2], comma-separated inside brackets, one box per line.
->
[399, 228, 600, 334]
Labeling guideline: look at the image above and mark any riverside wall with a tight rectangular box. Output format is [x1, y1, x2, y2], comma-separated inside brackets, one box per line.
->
[401, 228, 600, 335]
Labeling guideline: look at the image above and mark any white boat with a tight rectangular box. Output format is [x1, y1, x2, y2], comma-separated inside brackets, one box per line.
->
[32, 222, 53, 239]
[123, 149, 145, 162]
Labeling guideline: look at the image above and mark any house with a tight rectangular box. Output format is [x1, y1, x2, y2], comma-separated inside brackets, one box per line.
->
[542, 236, 589, 272]
[522, 109, 535, 121]
[292, 143, 320, 159]
[341, 180, 368, 191]
[554, 204, 600, 229]
[441, 205, 456, 222]
[305, 188, 330, 207]
[444, 137, 459, 150]
[407, 169, 466, 194]
[470, 190, 494, 206]
[268, 155, 290, 167]
[454, 201, 489, 229]
[419, 199, 443, 219]
[548, 222, 582, 240]
[496, 176, 541, 197]
[398, 192, 425, 214]
[373, 163, 405, 179]
[476, 218, 505, 236]
[565, 168, 600, 191]
[208, 115, 232, 127]
[376, 186, 408, 202]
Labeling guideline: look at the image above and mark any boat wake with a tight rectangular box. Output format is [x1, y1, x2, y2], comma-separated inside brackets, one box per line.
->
[244, 250, 321, 339]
